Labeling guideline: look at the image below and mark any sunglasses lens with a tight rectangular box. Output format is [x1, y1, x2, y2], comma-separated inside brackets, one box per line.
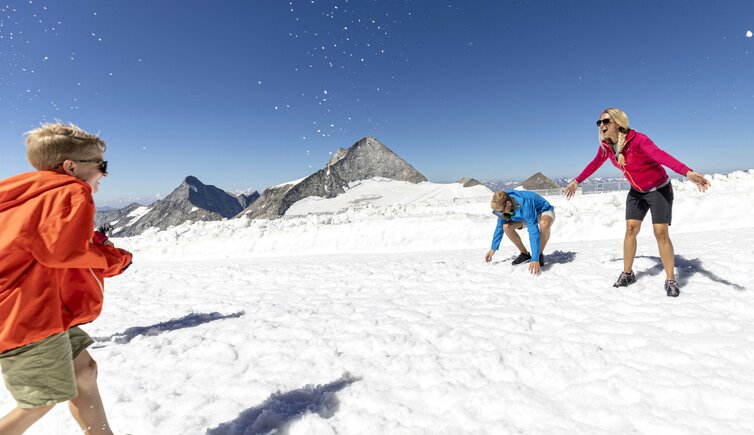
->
[100, 161, 108, 174]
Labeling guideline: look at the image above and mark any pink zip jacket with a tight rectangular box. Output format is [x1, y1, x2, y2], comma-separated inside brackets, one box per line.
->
[574, 130, 692, 192]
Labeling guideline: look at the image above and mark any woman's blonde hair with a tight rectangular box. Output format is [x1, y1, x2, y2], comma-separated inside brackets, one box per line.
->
[600, 107, 630, 166]
[25, 122, 107, 170]
[491, 191, 510, 211]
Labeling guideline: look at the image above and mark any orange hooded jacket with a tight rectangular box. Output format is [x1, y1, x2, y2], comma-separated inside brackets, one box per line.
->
[0, 171, 132, 354]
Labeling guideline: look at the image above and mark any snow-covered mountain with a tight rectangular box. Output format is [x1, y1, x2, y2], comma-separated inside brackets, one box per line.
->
[98, 137, 427, 236]
[481, 179, 521, 192]
[241, 136, 427, 219]
[98, 176, 255, 237]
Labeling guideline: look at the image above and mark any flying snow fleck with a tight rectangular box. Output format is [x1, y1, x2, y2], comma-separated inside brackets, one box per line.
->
[747, 30, 753, 38]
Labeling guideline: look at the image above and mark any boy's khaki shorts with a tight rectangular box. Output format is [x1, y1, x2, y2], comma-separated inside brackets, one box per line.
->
[0, 326, 93, 408]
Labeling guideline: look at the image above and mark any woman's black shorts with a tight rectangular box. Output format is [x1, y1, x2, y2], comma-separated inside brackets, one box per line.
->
[625, 183, 674, 224]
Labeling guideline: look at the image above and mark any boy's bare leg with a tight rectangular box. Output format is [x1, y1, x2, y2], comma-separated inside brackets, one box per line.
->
[0, 405, 54, 435]
[68, 350, 113, 435]
[503, 222, 528, 254]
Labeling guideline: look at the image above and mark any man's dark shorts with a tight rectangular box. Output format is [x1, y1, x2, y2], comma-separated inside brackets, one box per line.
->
[625, 183, 674, 224]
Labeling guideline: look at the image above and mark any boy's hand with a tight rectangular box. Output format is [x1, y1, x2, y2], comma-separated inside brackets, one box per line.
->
[93, 230, 111, 244]
[529, 261, 541, 275]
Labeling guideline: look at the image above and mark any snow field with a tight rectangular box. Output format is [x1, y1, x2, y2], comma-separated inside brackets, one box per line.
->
[2, 170, 753, 434]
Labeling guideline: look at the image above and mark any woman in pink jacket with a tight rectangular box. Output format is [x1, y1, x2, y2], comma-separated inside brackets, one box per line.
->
[564, 108, 710, 297]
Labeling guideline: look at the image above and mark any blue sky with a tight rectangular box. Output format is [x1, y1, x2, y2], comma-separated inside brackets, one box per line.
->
[1, 0, 752, 207]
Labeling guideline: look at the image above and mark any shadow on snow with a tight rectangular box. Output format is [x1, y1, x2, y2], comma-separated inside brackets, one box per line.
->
[497, 250, 576, 268]
[632, 255, 746, 291]
[205, 373, 360, 435]
[543, 250, 577, 267]
[91, 311, 245, 348]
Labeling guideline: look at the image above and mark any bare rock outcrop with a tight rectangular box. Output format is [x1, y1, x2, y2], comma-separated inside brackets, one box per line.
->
[100, 176, 257, 237]
[242, 136, 426, 219]
[521, 172, 560, 191]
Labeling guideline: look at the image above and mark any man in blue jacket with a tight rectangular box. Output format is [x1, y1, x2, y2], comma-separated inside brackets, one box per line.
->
[484, 190, 555, 275]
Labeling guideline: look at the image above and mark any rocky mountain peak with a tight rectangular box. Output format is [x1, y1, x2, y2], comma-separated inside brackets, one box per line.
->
[457, 177, 482, 187]
[242, 136, 426, 219]
[183, 176, 202, 190]
[98, 175, 255, 237]
[327, 147, 348, 167]
[521, 172, 560, 190]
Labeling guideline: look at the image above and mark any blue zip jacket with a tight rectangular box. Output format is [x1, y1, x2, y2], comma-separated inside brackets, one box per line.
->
[490, 190, 554, 263]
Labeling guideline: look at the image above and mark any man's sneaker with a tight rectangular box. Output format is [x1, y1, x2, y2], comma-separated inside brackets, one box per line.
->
[665, 279, 680, 297]
[512, 252, 531, 265]
[613, 271, 637, 287]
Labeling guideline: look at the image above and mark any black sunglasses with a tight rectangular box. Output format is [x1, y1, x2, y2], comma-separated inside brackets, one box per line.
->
[74, 160, 108, 174]
[596, 118, 612, 127]
[492, 210, 513, 219]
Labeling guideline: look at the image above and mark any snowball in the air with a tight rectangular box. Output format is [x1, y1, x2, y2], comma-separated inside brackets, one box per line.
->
[747, 30, 753, 38]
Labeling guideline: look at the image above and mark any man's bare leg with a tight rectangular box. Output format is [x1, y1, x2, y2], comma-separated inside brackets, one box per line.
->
[0, 405, 53, 435]
[68, 350, 113, 435]
[503, 222, 528, 254]
[538, 214, 554, 254]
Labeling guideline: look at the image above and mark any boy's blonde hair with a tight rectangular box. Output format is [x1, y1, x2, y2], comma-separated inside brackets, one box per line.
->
[25, 122, 107, 170]
[491, 191, 510, 211]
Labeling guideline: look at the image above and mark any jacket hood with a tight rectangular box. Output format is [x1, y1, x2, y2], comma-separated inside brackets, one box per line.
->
[0, 171, 90, 213]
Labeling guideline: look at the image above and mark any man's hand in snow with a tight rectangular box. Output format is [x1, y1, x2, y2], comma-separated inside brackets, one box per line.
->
[484, 250, 495, 263]
[529, 261, 541, 276]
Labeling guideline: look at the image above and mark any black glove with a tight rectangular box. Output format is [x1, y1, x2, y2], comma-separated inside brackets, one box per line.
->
[98, 222, 114, 236]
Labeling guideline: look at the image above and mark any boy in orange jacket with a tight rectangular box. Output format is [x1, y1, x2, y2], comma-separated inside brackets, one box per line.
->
[0, 122, 132, 434]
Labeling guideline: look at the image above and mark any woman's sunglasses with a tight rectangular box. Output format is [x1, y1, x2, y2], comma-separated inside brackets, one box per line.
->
[596, 119, 612, 127]
[74, 160, 108, 174]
